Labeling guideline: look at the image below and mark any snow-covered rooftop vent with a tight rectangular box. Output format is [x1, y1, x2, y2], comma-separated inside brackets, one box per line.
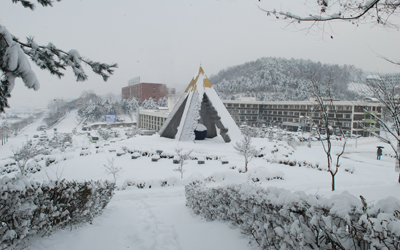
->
[158, 66, 242, 143]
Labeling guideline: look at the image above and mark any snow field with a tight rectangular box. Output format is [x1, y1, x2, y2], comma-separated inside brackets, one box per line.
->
[1, 111, 400, 250]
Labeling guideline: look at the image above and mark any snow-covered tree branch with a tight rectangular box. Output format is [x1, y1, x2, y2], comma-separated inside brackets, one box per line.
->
[259, 0, 399, 27]
[174, 147, 193, 179]
[11, 0, 59, 10]
[11, 142, 43, 176]
[361, 76, 400, 182]
[0, 1, 118, 112]
[233, 135, 260, 173]
[307, 69, 347, 191]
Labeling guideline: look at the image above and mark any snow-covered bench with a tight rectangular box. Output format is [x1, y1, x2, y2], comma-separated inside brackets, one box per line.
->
[131, 152, 141, 159]
[198, 157, 205, 164]
[152, 155, 160, 162]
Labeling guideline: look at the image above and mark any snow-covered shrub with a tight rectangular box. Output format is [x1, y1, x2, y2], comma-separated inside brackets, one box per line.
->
[25, 158, 42, 173]
[79, 149, 91, 156]
[0, 175, 115, 249]
[185, 184, 400, 250]
[247, 167, 284, 183]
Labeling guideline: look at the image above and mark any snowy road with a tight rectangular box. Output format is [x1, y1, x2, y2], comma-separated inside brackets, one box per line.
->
[28, 187, 254, 250]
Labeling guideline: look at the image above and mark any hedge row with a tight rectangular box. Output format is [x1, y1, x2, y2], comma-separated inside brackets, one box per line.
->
[185, 184, 400, 250]
[0, 175, 115, 249]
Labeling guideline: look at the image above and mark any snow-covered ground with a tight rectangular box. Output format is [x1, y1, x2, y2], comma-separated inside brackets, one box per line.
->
[1, 111, 399, 250]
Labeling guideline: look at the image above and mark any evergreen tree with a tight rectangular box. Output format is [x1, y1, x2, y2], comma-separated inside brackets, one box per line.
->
[0, 1, 117, 112]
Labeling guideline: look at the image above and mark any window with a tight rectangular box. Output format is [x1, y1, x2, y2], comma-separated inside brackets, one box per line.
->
[247, 104, 252, 108]
[336, 114, 343, 118]
[345, 114, 351, 119]
[294, 112, 299, 116]
[240, 110, 245, 114]
[227, 103, 232, 107]
[278, 105, 283, 109]
[284, 105, 288, 109]
[289, 112, 294, 116]
[240, 104, 245, 107]
[234, 104, 239, 107]
[283, 111, 288, 115]
[273, 105, 277, 108]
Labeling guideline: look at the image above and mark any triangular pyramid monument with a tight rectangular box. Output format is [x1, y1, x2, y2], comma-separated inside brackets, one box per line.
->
[158, 67, 242, 142]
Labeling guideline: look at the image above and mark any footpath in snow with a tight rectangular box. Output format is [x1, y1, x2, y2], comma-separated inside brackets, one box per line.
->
[28, 187, 254, 250]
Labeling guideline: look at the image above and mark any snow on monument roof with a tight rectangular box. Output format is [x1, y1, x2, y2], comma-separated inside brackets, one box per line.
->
[158, 66, 242, 143]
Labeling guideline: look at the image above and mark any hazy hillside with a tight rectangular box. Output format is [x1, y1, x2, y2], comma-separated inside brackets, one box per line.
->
[210, 57, 365, 101]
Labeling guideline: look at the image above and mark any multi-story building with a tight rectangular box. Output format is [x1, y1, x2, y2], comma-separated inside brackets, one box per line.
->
[222, 99, 382, 136]
[122, 83, 167, 102]
[137, 108, 169, 132]
[137, 98, 382, 137]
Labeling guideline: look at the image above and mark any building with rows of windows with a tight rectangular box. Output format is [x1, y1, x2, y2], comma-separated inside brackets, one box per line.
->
[138, 98, 382, 137]
[122, 82, 167, 102]
[222, 99, 381, 136]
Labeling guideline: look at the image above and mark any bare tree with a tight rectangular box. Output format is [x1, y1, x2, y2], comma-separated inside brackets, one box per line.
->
[233, 135, 260, 173]
[259, 0, 399, 28]
[0, 121, 12, 145]
[11, 142, 42, 176]
[307, 70, 347, 191]
[361, 76, 400, 182]
[103, 158, 123, 184]
[174, 147, 193, 179]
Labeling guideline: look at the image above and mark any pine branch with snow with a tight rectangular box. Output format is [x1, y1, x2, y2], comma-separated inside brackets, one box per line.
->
[11, 0, 59, 10]
[0, 23, 117, 112]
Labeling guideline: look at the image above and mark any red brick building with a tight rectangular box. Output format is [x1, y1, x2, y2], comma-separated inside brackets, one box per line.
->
[122, 83, 167, 102]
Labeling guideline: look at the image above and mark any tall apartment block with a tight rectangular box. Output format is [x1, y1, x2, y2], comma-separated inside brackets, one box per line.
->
[122, 82, 167, 102]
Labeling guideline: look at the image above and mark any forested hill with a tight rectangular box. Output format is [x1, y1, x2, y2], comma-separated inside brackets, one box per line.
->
[209, 57, 364, 101]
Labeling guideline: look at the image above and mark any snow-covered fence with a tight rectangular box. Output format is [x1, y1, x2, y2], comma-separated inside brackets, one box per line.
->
[0, 175, 115, 250]
[185, 184, 400, 250]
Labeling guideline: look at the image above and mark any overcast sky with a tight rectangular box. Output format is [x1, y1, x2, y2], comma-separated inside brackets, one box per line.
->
[1, 0, 399, 109]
